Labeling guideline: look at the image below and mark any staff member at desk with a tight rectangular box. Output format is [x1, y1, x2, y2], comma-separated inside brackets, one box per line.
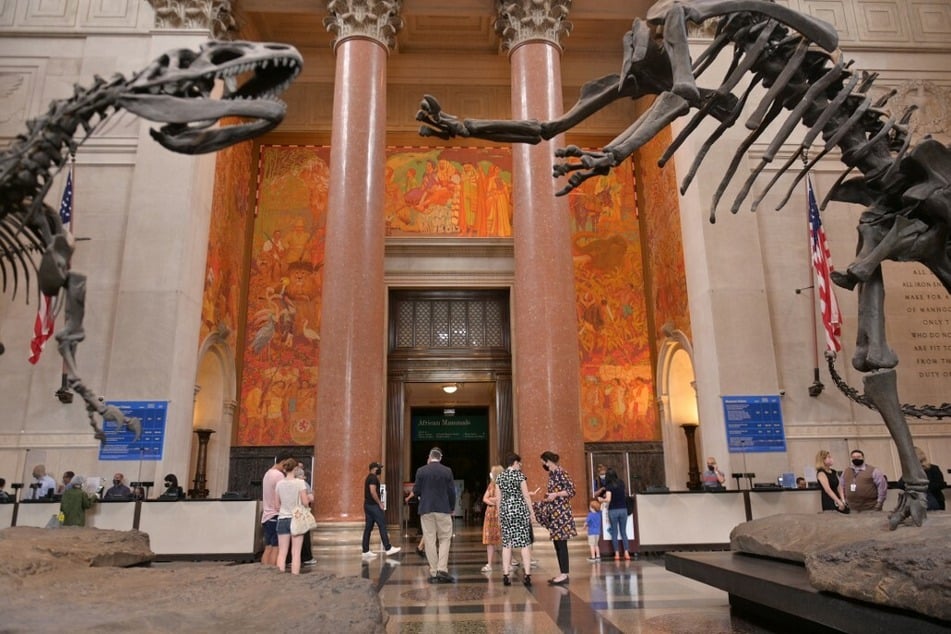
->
[701, 458, 726, 491]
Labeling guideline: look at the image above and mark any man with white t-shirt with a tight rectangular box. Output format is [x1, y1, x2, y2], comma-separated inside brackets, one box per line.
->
[261, 451, 294, 567]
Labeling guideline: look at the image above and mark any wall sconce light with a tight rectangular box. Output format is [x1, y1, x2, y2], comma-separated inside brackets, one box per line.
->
[442, 383, 459, 394]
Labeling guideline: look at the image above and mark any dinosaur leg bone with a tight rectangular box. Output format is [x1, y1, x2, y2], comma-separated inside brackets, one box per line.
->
[862, 370, 928, 529]
[851, 266, 898, 372]
[55, 270, 86, 380]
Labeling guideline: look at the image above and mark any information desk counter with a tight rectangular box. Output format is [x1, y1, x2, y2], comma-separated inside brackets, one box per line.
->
[632, 487, 878, 552]
[0, 500, 13, 527]
[138, 499, 260, 560]
[4, 498, 261, 561]
[635, 490, 748, 549]
[13, 500, 60, 527]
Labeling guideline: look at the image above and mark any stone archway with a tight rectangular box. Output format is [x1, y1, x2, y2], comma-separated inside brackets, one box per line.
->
[656, 327, 700, 490]
[193, 334, 237, 497]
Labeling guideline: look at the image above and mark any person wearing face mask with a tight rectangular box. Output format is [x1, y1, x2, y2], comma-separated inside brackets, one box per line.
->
[842, 449, 887, 512]
[159, 473, 185, 500]
[103, 472, 132, 500]
[362, 461, 402, 559]
[533, 451, 577, 586]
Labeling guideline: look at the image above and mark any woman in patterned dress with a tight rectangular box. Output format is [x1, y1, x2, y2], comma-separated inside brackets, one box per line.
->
[533, 450, 577, 585]
[481, 465, 504, 572]
[496, 453, 537, 586]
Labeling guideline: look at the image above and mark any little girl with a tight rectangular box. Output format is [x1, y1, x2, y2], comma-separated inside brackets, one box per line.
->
[585, 498, 602, 562]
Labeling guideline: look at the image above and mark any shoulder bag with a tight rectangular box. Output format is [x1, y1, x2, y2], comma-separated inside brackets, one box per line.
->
[291, 503, 317, 535]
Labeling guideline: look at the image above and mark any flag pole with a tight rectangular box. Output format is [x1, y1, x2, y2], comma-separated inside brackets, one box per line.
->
[55, 155, 75, 404]
[804, 150, 825, 397]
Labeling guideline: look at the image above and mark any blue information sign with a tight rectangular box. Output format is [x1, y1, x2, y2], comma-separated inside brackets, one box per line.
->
[722, 395, 786, 453]
[97, 400, 168, 461]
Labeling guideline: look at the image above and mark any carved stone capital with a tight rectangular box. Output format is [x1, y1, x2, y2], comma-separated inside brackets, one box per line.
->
[223, 399, 238, 417]
[324, 0, 404, 51]
[495, 0, 573, 52]
[146, 1, 237, 39]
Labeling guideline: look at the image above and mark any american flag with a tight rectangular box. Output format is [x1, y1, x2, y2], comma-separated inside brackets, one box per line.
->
[28, 171, 73, 364]
[807, 175, 842, 353]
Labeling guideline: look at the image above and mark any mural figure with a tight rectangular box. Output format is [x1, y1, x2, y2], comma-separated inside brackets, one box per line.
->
[0, 40, 302, 441]
[417, 0, 950, 528]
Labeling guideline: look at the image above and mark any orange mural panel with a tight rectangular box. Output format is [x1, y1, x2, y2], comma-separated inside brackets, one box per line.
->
[232, 143, 684, 447]
[237, 145, 329, 446]
[201, 138, 252, 344]
[569, 159, 659, 443]
[636, 128, 692, 344]
[384, 147, 513, 237]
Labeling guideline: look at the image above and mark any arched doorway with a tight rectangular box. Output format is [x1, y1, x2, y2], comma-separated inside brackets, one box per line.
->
[193, 334, 237, 497]
[656, 327, 700, 490]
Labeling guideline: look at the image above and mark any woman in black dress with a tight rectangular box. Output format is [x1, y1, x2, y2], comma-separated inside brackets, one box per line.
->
[815, 450, 846, 511]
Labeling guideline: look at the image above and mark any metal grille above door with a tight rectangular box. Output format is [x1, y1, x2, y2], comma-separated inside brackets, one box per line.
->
[390, 290, 510, 352]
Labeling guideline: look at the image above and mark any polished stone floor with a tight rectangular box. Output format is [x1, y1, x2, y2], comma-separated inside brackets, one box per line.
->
[311, 521, 772, 633]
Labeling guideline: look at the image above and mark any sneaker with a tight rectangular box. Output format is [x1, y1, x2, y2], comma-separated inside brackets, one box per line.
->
[587, 556, 599, 562]
[531, 559, 539, 566]
[480, 564, 492, 572]
[361, 551, 377, 559]
[302, 559, 317, 566]
[511, 561, 520, 568]
[384, 546, 402, 556]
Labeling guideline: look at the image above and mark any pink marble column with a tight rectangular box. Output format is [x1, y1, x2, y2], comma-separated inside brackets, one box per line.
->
[315, 3, 401, 522]
[502, 2, 585, 513]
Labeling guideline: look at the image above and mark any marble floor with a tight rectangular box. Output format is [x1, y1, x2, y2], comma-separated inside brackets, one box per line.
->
[312, 522, 773, 633]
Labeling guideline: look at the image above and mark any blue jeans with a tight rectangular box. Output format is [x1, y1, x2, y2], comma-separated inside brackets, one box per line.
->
[362, 503, 392, 552]
[607, 508, 629, 554]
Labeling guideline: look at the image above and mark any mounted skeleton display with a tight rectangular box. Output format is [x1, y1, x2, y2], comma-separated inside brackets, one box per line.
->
[417, 0, 949, 528]
[0, 41, 302, 442]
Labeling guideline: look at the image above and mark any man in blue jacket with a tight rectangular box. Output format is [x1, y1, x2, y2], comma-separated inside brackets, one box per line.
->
[412, 447, 456, 583]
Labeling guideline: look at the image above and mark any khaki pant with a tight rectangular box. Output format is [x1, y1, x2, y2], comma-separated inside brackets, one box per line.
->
[420, 512, 453, 576]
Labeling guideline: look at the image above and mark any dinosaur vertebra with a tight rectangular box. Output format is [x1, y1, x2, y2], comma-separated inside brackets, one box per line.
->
[417, 0, 947, 528]
[1, 40, 302, 441]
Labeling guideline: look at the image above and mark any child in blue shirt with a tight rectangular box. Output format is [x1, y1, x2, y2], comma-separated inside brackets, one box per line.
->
[585, 498, 602, 562]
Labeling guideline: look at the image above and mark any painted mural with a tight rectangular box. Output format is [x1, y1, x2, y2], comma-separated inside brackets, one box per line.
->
[231, 144, 684, 447]
[237, 145, 329, 446]
[636, 127, 692, 345]
[200, 135, 252, 345]
[385, 147, 513, 237]
[570, 159, 659, 443]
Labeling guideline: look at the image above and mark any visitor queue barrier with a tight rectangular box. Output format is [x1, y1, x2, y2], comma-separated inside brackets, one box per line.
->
[0, 497, 261, 561]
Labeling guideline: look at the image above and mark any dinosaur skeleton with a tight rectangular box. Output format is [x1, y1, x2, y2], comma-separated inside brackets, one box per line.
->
[417, 0, 950, 528]
[1, 40, 302, 441]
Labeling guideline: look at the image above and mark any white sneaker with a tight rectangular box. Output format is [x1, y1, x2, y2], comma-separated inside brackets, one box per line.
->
[384, 546, 402, 556]
[303, 559, 317, 566]
[361, 551, 377, 559]
[480, 564, 492, 572]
